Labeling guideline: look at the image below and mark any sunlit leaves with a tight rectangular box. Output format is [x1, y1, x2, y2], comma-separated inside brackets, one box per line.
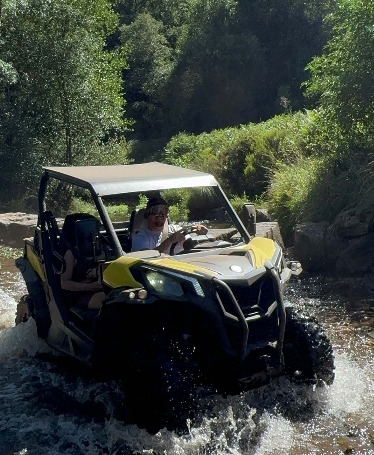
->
[0, 0, 130, 208]
[305, 1, 374, 143]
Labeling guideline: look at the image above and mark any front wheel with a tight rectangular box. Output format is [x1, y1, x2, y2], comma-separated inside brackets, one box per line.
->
[124, 341, 197, 433]
[283, 307, 335, 386]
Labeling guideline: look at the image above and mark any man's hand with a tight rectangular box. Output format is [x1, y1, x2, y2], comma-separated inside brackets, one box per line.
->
[170, 230, 186, 243]
[181, 224, 208, 235]
[195, 224, 208, 235]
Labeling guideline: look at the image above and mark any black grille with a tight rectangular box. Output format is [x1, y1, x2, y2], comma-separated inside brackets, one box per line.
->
[215, 275, 280, 351]
[225, 311, 279, 350]
[216, 275, 276, 318]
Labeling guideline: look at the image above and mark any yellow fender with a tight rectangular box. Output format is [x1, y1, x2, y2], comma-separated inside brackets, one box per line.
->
[236, 237, 277, 268]
[103, 256, 143, 289]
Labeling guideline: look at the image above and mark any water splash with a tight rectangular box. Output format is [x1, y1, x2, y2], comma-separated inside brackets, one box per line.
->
[0, 317, 51, 360]
[1, 277, 374, 454]
[0, 287, 18, 330]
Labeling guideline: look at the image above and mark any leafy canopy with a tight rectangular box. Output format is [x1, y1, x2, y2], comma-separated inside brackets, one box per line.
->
[0, 0, 130, 208]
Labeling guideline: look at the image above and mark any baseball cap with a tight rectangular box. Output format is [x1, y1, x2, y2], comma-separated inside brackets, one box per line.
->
[146, 196, 168, 209]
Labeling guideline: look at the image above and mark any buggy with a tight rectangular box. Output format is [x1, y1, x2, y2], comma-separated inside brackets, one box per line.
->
[16, 162, 335, 432]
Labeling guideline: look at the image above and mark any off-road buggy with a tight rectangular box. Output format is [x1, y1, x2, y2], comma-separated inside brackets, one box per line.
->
[16, 162, 335, 432]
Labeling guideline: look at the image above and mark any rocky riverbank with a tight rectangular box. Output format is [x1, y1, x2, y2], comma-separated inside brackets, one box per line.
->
[0, 211, 284, 246]
[2, 208, 374, 277]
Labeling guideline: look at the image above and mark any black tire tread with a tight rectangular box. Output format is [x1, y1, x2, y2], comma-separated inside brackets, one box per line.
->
[283, 307, 335, 386]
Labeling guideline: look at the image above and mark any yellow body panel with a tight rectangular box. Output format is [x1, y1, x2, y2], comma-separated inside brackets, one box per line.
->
[147, 256, 217, 276]
[25, 241, 46, 282]
[235, 237, 277, 268]
[103, 256, 143, 289]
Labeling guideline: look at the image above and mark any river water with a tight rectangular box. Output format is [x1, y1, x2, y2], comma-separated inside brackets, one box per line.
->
[1, 249, 374, 455]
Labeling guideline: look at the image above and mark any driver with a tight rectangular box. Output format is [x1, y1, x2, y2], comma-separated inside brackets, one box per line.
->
[131, 196, 207, 254]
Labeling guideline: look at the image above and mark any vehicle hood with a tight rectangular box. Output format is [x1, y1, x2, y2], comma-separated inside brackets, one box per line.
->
[146, 237, 280, 280]
[103, 237, 280, 289]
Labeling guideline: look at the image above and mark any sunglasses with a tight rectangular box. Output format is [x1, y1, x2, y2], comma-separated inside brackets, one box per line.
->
[149, 205, 169, 216]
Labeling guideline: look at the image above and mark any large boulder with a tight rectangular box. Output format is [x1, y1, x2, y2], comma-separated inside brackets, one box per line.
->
[256, 221, 285, 249]
[294, 208, 374, 275]
[0, 213, 38, 248]
[294, 222, 329, 273]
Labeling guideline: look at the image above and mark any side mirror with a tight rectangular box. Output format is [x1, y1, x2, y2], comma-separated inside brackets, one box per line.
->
[240, 203, 256, 236]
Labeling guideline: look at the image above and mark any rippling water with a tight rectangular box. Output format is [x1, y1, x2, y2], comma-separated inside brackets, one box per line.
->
[1, 252, 374, 454]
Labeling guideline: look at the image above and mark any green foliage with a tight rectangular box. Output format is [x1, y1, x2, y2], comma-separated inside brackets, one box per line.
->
[117, 0, 333, 149]
[230, 195, 254, 214]
[76, 138, 132, 166]
[266, 149, 368, 245]
[161, 189, 189, 221]
[106, 204, 130, 220]
[137, 194, 149, 210]
[267, 157, 322, 243]
[165, 111, 312, 200]
[164, 128, 249, 197]
[119, 12, 176, 142]
[170, 0, 266, 131]
[305, 1, 374, 145]
[3, 0, 370, 248]
[0, 0, 130, 210]
[165, 104, 373, 246]
[71, 198, 129, 221]
[0, 246, 23, 260]
[70, 198, 98, 215]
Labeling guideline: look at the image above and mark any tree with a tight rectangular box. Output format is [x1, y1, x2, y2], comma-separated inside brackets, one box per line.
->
[0, 0, 129, 209]
[116, 0, 334, 150]
[305, 0, 374, 146]
[120, 12, 175, 140]
[165, 0, 266, 134]
[232, 0, 336, 121]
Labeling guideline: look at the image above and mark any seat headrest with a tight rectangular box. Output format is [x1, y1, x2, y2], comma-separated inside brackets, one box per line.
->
[131, 208, 147, 236]
[61, 213, 101, 258]
[75, 217, 102, 258]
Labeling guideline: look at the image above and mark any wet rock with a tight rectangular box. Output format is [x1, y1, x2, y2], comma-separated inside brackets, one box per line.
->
[334, 233, 374, 275]
[333, 208, 374, 238]
[256, 222, 284, 249]
[256, 208, 271, 222]
[294, 222, 328, 273]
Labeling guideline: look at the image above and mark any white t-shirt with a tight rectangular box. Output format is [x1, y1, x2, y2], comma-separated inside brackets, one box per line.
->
[131, 225, 184, 254]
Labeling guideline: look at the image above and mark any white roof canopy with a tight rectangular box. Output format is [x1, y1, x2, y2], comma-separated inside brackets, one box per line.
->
[45, 162, 219, 196]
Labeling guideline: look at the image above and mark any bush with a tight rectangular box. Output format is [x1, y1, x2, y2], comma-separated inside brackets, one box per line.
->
[164, 112, 312, 200]
[267, 157, 321, 244]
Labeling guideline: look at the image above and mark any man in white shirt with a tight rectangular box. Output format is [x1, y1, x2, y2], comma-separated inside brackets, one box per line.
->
[131, 196, 207, 254]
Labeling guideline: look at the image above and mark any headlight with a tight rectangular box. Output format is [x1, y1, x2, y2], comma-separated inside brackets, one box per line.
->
[143, 269, 205, 298]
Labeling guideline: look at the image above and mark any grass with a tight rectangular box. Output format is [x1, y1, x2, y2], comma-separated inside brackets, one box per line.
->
[0, 245, 23, 259]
